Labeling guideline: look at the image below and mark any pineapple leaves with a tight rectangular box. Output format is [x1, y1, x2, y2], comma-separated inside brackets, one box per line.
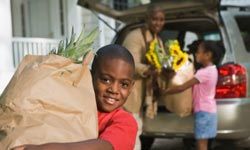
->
[51, 27, 99, 63]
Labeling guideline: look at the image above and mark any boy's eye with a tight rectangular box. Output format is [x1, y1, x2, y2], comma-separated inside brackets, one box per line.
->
[120, 82, 130, 89]
[100, 77, 111, 84]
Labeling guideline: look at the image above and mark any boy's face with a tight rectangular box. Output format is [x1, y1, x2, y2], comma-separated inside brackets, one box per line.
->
[195, 44, 212, 64]
[92, 57, 134, 113]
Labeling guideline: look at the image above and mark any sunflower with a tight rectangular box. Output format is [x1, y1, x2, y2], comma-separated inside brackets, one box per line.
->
[172, 52, 188, 72]
[169, 40, 182, 57]
[145, 39, 163, 72]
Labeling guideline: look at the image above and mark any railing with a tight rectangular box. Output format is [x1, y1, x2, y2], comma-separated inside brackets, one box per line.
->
[12, 37, 60, 67]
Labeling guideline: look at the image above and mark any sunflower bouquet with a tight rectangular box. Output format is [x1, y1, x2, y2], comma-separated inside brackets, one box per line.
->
[145, 39, 168, 72]
[145, 39, 193, 118]
[166, 40, 189, 72]
[145, 39, 189, 73]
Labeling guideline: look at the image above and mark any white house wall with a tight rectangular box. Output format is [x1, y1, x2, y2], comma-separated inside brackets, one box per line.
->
[98, 14, 116, 47]
[0, 0, 15, 94]
[66, 0, 83, 37]
[11, 0, 23, 37]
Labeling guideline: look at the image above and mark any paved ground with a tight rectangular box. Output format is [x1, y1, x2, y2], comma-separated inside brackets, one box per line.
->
[150, 138, 248, 150]
[151, 138, 183, 150]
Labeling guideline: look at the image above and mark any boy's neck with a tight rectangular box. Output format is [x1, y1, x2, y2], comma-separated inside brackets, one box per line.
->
[98, 108, 121, 114]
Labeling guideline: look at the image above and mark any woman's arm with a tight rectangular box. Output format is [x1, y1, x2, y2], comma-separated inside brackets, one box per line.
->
[12, 139, 113, 150]
[122, 29, 151, 78]
[163, 77, 199, 94]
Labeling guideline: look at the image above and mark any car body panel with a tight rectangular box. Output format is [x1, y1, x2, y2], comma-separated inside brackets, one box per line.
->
[221, 0, 250, 7]
[220, 9, 250, 97]
[78, 0, 218, 23]
[142, 98, 250, 140]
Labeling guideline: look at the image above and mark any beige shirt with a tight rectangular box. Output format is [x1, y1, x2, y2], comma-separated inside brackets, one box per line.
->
[122, 28, 156, 113]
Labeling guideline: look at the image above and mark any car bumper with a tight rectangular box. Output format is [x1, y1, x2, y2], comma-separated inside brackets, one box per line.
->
[142, 98, 250, 141]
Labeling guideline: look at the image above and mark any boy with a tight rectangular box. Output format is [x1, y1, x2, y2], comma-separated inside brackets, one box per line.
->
[13, 44, 137, 150]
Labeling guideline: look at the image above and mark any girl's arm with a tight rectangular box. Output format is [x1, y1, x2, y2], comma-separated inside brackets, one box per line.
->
[163, 77, 199, 94]
[12, 139, 113, 150]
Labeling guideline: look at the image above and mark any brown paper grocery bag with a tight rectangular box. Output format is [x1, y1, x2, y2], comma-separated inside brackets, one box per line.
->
[161, 61, 194, 117]
[0, 54, 98, 150]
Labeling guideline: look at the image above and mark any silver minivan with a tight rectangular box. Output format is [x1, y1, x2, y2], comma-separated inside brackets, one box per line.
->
[79, 0, 250, 149]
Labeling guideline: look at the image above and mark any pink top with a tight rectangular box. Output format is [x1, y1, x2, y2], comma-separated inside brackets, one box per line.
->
[193, 65, 218, 113]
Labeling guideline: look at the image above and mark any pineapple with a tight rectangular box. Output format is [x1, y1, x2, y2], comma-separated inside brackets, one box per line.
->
[50, 27, 99, 63]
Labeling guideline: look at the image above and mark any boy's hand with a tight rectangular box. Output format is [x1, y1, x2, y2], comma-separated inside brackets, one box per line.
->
[12, 145, 43, 150]
[12, 145, 26, 150]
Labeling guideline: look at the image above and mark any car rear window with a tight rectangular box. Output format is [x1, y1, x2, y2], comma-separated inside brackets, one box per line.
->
[203, 32, 221, 41]
[235, 16, 250, 52]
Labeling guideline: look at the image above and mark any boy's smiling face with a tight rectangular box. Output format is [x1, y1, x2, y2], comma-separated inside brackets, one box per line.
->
[92, 57, 134, 113]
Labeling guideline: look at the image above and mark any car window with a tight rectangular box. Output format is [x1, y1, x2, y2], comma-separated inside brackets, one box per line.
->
[160, 30, 198, 52]
[235, 16, 250, 53]
[96, 0, 144, 10]
[159, 30, 179, 43]
[203, 32, 221, 41]
[183, 31, 198, 51]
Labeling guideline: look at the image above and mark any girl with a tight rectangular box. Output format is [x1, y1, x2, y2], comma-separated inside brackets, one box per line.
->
[163, 41, 222, 150]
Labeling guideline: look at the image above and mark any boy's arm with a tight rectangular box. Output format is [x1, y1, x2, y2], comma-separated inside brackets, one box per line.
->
[163, 77, 199, 94]
[12, 139, 113, 150]
[13, 110, 137, 150]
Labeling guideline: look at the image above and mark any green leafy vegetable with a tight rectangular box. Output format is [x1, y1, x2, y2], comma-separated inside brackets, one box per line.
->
[50, 27, 99, 63]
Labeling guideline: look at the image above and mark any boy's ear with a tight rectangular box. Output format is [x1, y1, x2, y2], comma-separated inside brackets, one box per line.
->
[131, 80, 135, 87]
[128, 80, 135, 93]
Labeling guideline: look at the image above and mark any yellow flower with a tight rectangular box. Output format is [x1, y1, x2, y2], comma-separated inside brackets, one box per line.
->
[145, 39, 163, 72]
[169, 44, 182, 56]
[149, 39, 157, 51]
[172, 53, 188, 72]
[145, 53, 153, 63]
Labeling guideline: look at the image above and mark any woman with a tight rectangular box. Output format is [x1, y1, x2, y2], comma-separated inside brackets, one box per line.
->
[122, 5, 165, 150]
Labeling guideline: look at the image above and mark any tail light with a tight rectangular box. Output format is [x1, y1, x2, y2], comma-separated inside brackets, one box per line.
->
[215, 63, 247, 99]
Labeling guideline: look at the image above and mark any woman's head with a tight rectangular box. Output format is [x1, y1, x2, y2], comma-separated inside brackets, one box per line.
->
[195, 40, 224, 66]
[91, 44, 135, 113]
[146, 5, 165, 34]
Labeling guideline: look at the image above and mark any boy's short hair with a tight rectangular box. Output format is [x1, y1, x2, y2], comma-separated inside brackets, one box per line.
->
[91, 44, 135, 75]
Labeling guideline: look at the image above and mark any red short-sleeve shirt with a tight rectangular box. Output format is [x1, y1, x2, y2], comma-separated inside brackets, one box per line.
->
[98, 108, 138, 150]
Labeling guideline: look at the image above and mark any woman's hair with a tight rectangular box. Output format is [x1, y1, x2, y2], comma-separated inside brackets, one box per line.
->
[91, 44, 135, 75]
[200, 40, 225, 65]
[146, 4, 164, 17]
